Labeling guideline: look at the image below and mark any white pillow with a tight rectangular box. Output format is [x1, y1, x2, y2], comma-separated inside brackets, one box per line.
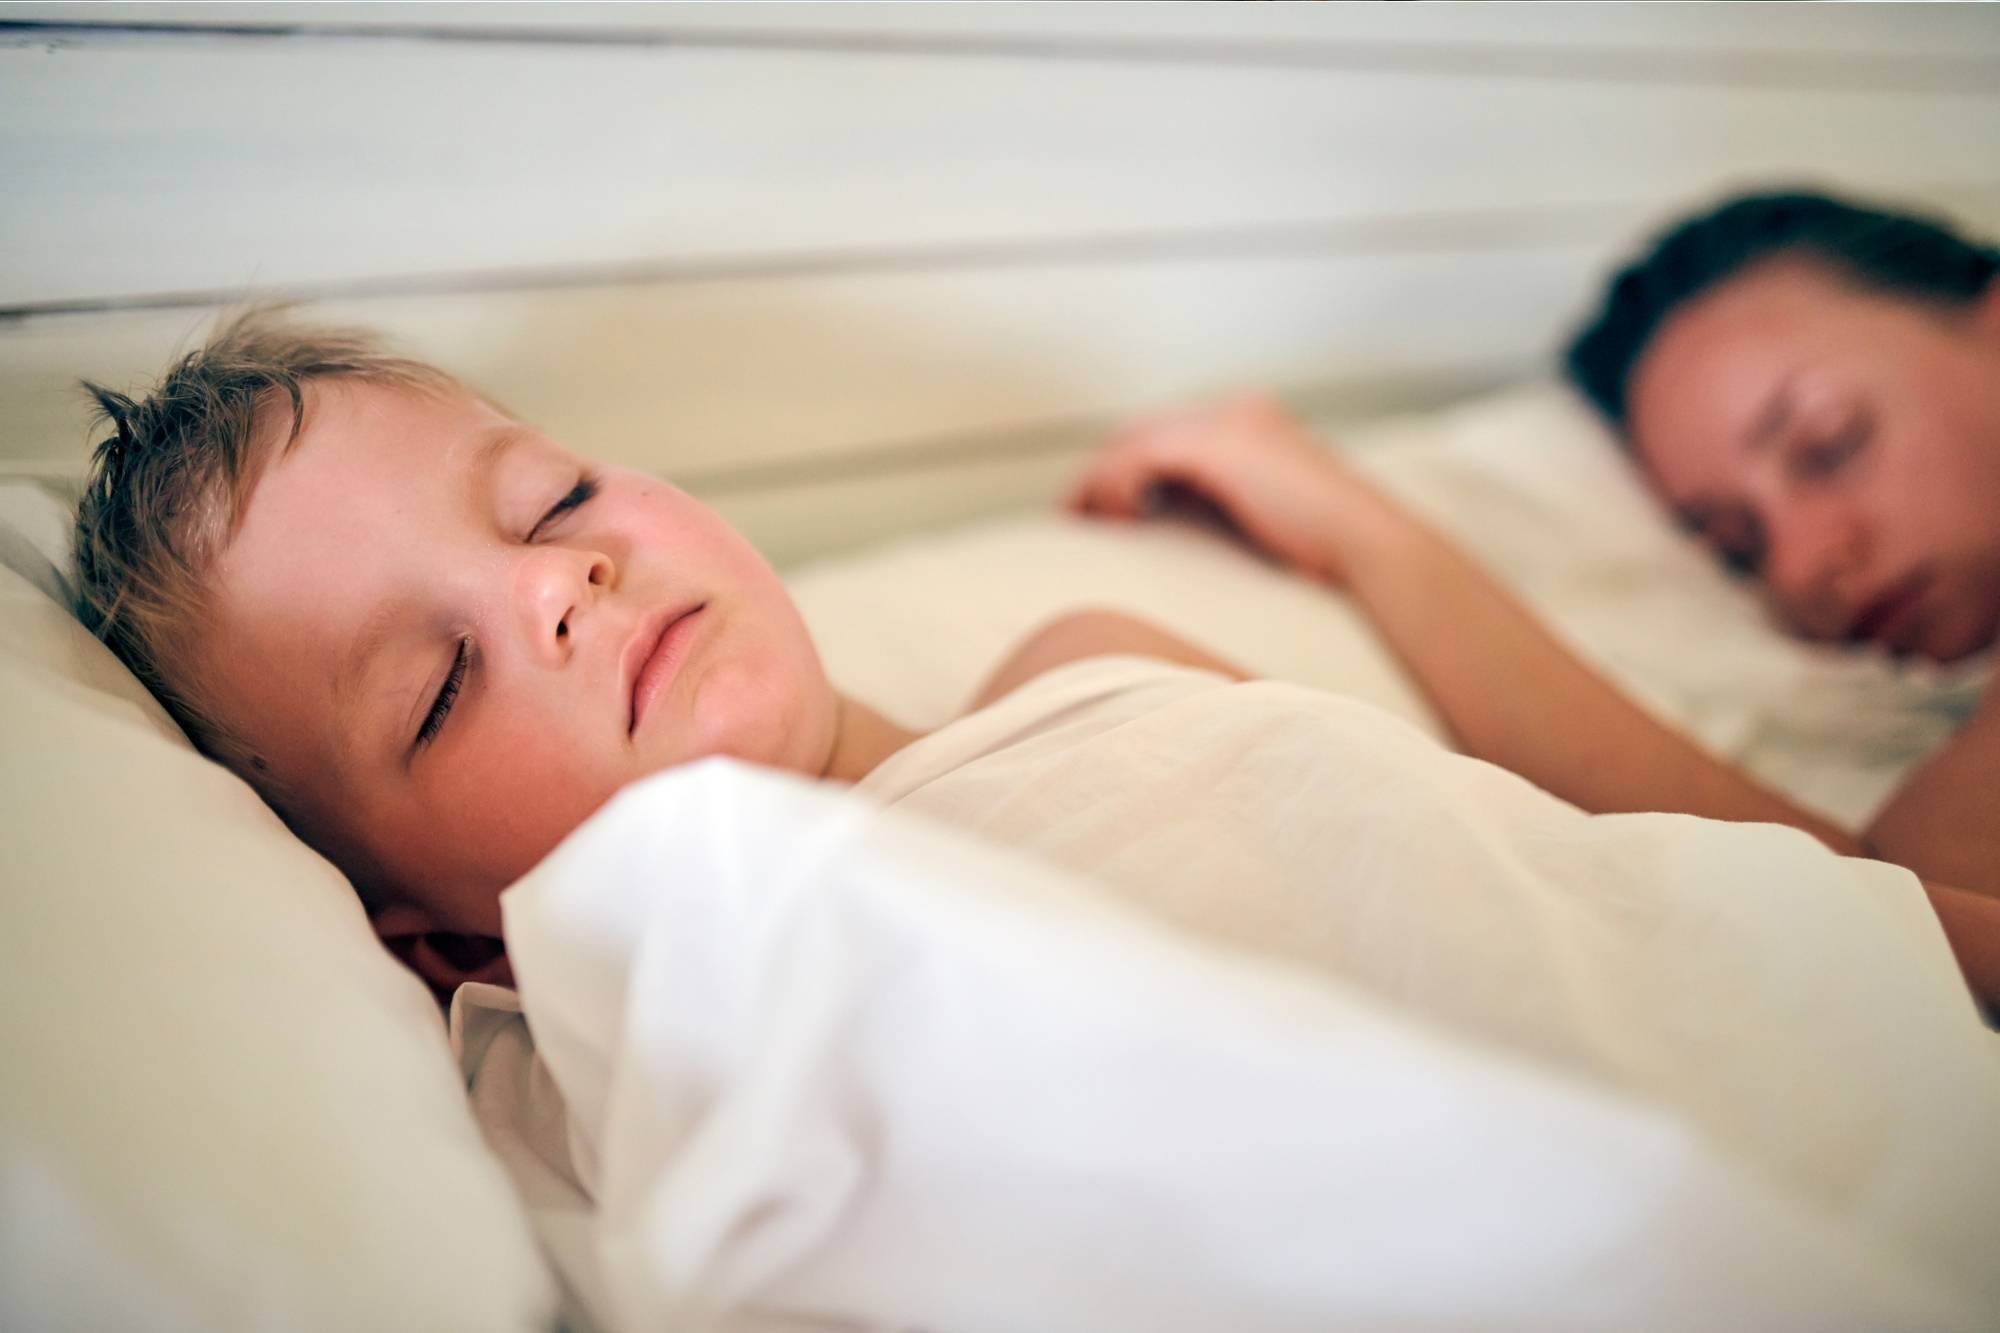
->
[0, 484, 556, 1332]
[0, 478, 75, 608]
[789, 382, 1989, 828]
[791, 505, 1442, 739]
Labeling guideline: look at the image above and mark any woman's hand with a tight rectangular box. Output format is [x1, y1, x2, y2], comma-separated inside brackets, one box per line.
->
[1065, 393, 1407, 583]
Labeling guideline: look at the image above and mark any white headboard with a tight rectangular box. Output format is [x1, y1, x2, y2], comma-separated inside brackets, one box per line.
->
[4, 2, 1997, 564]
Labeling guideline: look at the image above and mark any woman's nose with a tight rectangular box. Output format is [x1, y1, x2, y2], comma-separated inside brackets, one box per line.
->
[1763, 502, 1870, 625]
[514, 545, 613, 660]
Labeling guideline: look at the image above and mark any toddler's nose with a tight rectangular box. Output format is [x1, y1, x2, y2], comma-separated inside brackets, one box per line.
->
[515, 546, 613, 659]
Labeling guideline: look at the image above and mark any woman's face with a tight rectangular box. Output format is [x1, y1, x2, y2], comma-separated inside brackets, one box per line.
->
[1626, 258, 2000, 663]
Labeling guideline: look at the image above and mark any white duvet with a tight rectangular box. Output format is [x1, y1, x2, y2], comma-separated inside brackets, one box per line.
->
[488, 661, 2000, 1333]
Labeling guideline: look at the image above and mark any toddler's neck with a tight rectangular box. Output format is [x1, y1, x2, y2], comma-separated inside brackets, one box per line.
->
[822, 695, 924, 784]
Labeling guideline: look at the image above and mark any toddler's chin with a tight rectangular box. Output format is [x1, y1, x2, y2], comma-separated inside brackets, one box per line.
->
[680, 658, 830, 778]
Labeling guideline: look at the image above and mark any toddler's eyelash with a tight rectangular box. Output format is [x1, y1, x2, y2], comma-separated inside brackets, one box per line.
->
[417, 636, 471, 747]
[531, 475, 599, 538]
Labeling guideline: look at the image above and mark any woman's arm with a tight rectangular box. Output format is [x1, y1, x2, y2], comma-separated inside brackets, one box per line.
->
[1866, 691, 2000, 893]
[1325, 506, 1869, 853]
[1347, 493, 2000, 892]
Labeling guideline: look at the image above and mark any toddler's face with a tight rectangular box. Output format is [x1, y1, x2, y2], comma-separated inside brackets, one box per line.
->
[201, 379, 838, 936]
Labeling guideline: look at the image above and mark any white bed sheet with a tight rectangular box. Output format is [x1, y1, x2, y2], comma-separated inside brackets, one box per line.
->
[472, 733, 1999, 1332]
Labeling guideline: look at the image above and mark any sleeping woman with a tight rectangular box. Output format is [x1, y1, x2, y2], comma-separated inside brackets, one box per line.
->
[1068, 187, 2000, 989]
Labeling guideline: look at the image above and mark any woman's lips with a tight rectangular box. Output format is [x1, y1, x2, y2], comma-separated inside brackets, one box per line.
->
[1849, 574, 1929, 648]
[629, 604, 707, 734]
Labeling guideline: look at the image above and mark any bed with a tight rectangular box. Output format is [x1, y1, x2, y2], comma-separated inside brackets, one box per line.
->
[5, 381, 1996, 1332]
[8, 5, 2000, 1328]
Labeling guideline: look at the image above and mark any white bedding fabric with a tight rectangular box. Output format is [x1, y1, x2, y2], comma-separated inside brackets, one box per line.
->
[482, 659, 2000, 1332]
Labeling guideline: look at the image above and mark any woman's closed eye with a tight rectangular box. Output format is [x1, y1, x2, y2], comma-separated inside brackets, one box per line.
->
[1791, 411, 1872, 481]
[1716, 539, 1763, 577]
[1689, 505, 1765, 577]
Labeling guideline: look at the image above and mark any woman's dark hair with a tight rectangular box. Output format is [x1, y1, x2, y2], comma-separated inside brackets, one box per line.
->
[1564, 188, 2000, 434]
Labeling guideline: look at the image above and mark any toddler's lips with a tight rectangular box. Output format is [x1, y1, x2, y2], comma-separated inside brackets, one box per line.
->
[626, 603, 707, 735]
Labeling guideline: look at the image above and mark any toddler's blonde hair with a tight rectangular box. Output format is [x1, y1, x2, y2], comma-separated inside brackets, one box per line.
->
[73, 308, 453, 848]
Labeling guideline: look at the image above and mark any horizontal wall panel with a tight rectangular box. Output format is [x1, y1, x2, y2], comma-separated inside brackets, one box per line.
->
[714, 442, 1092, 571]
[8, 2, 2000, 61]
[0, 244, 1632, 489]
[3, 31, 1996, 309]
[708, 362, 1528, 570]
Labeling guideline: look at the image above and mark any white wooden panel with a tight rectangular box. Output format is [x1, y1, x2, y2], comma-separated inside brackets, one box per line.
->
[4, 31, 1997, 308]
[706, 363, 1516, 569]
[0, 242, 1633, 487]
[14, 170, 2000, 469]
[714, 444, 1092, 570]
[8, 2, 2000, 59]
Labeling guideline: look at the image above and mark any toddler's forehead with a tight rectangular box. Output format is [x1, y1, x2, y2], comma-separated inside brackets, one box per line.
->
[288, 382, 550, 517]
[299, 377, 496, 450]
[215, 382, 476, 641]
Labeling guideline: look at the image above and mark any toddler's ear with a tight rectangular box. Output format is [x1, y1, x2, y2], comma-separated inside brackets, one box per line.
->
[371, 902, 515, 996]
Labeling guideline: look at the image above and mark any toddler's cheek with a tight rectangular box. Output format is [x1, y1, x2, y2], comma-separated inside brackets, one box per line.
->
[682, 649, 824, 775]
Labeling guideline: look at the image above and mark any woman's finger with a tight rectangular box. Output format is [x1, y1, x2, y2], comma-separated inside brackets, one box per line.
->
[1064, 450, 1138, 516]
[1072, 439, 1181, 518]
[1070, 398, 1247, 517]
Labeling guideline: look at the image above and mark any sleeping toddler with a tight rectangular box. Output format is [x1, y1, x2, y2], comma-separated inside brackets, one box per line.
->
[71, 310, 1999, 1017]
[70, 311, 1240, 994]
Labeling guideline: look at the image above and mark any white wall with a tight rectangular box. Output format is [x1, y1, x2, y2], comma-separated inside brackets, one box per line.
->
[4, 2, 1997, 562]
